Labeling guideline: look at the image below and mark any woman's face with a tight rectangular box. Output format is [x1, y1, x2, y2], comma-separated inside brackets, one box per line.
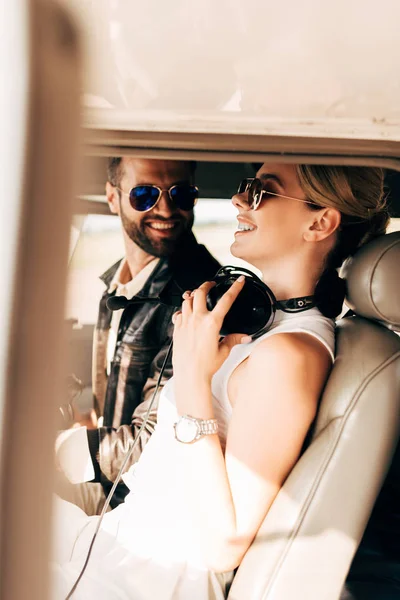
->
[230, 163, 318, 271]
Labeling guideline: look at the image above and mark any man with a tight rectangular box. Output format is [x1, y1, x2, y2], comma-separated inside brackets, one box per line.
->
[57, 158, 220, 512]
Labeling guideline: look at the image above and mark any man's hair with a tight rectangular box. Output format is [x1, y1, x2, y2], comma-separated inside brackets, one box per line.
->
[107, 157, 197, 188]
[107, 157, 123, 187]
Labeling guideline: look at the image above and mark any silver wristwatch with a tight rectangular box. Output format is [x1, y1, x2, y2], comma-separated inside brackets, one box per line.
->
[174, 414, 219, 444]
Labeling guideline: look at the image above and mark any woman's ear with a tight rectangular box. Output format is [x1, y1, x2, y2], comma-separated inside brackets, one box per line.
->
[303, 207, 341, 242]
[106, 181, 121, 215]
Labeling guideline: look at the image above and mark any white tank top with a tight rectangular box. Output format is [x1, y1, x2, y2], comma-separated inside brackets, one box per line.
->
[209, 307, 335, 448]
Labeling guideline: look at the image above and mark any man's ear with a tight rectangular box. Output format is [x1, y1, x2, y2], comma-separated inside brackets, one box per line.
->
[303, 207, 341, 242]
[105, 181, 120, 215]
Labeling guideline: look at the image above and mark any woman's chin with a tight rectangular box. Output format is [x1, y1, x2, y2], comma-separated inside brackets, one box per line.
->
[230, 240, 261, 270]
[230, 241, 253, 263]
[230, 240, 242, 259]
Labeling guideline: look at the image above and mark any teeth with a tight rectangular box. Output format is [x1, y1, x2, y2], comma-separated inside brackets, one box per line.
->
[238, 222, 255, 231]
[148, 223, 176, 230]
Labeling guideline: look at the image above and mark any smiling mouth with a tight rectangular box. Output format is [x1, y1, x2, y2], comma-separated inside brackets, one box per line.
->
[146, 221, 180, 231]
[236, 222, 256, 233]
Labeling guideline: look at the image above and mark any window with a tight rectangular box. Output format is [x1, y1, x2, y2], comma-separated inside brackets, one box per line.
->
[66, 199, 250, 324]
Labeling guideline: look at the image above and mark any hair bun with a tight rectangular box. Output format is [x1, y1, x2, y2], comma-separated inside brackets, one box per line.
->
[314, 268, 346, 318]
[370, 209, 390, 235]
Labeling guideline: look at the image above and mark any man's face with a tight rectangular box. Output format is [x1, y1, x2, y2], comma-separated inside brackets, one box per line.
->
[108, 159, 195, 257]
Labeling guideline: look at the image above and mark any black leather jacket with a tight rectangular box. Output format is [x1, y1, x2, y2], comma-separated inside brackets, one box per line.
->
[87, 233, 220, 506]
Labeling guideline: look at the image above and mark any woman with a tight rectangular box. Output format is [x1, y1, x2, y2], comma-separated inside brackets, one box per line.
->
[53, 163, 389, 599]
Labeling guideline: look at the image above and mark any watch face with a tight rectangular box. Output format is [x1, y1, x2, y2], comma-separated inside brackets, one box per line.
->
[174, 417, 199, 443]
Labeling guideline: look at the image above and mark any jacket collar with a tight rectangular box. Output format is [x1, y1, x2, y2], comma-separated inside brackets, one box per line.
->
[99, 259, 123, 288]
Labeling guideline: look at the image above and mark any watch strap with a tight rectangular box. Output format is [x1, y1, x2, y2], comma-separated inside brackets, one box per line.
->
[198, 418, 218, 437]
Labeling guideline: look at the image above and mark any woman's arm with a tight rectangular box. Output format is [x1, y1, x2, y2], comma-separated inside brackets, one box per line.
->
[172, 281, 331, 572]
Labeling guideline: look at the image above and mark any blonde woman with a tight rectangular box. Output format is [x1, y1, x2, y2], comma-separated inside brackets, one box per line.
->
[53, 163, 389, 600]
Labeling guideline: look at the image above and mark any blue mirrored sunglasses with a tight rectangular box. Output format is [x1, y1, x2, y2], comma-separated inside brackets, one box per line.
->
[117, 184, 199, 212]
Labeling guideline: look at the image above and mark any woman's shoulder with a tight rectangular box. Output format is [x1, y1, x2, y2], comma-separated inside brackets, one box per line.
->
[227, 329, 332, 424]
[243, 308, 335, 389]
[252, 307, 335, 362]
[249, 329, 331, 372]
[231, 330, 332, 415]
[217, 308, 335, 412]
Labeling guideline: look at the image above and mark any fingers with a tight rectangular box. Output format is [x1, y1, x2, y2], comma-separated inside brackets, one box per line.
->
[192, 281, 215, 313]
[212, 275, 245, 320]
[175, 276, 245, 328]
[216, 332, 251, 363]
[172, 310, 182, 325]
[219, 333, 251, 351]
[174, 285, 210, 327]
[178, 276, 245, 324]
[181, 282, 216, 314]
[182, 286, 203, 321]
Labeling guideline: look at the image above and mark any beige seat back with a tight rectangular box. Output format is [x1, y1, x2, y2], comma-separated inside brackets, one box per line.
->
[228, 232, 400, 600]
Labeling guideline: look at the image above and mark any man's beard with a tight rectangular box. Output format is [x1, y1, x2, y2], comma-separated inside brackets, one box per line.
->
[120, 207, 194, 258]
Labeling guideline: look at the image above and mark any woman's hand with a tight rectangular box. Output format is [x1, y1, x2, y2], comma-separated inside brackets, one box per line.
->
[172, 276, 247, 386]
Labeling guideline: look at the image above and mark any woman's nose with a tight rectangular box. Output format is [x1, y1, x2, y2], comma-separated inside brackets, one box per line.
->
[231, 192, 251, 211]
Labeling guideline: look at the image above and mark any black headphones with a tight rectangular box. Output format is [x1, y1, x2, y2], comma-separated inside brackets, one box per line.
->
[206, 266, 315, 339]
[107, 265, 315, 341]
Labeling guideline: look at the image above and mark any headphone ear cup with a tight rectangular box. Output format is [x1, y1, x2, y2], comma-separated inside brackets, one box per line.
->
[207, 277, 274, 336]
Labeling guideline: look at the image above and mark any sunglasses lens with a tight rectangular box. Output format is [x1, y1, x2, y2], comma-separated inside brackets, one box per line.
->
[248, 178, 262, 209]
[129, 185, 160, 211]
[170, 185, 198, 211]
[237, 179, 250, 194]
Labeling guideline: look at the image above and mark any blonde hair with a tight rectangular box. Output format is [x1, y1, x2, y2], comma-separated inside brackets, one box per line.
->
[295, 165, 390, 317]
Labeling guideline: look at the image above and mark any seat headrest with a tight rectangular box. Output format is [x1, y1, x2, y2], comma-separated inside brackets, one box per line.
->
[341, 231, 400, 331]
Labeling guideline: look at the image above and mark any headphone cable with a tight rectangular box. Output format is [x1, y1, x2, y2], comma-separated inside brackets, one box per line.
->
[64, 339, 173, 599]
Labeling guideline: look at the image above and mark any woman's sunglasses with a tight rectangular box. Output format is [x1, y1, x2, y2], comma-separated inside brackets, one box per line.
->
[117, 183, 199, 212]
[237, 178, 314, 210]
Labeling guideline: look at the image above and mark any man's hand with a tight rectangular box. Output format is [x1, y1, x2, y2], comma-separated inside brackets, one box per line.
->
[72, 407, 98, 430]
[62, 374, 98, 430]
